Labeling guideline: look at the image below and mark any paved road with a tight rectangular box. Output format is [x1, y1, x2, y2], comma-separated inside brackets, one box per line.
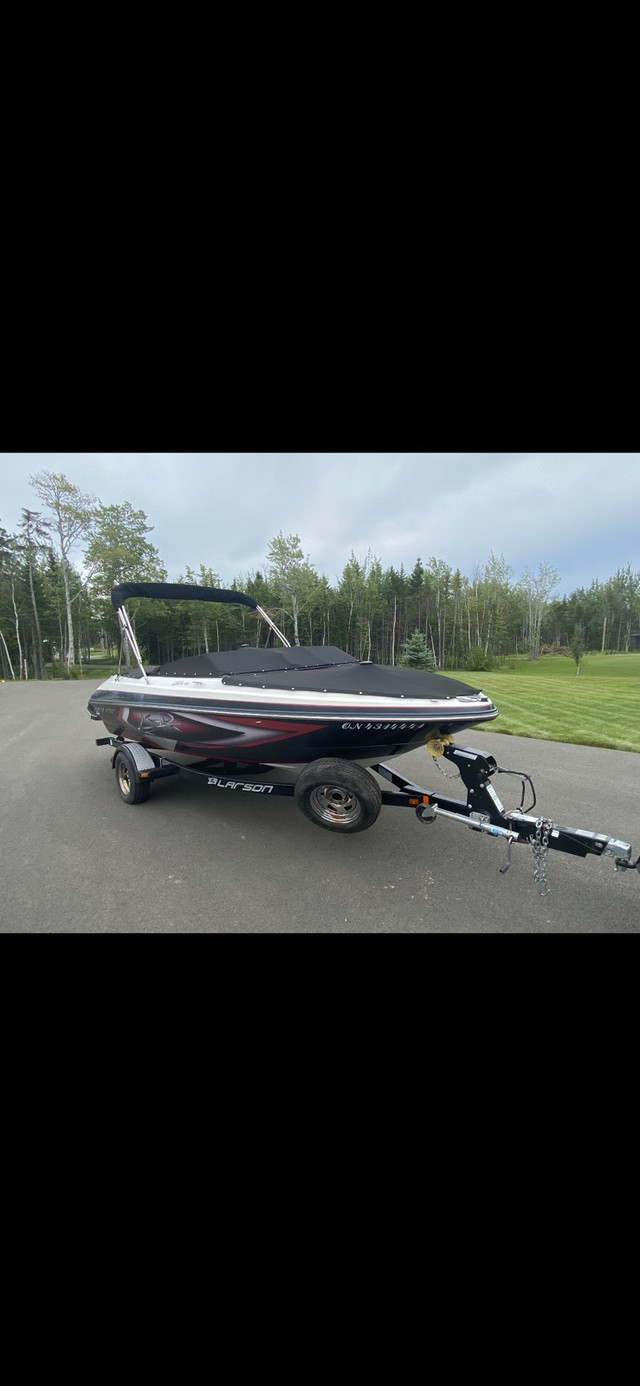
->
[1, 681, 639, 933]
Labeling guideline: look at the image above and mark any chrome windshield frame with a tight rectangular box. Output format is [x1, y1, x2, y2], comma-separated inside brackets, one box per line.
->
[115, 597, 291, 682]
[116, 605, 149, 682]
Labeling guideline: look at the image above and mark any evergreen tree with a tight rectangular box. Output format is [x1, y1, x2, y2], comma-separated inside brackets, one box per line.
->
[399, 629, 437, 670]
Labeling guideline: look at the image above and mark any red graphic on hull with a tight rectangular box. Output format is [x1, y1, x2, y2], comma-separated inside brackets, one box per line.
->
[117, 706, 326, 755]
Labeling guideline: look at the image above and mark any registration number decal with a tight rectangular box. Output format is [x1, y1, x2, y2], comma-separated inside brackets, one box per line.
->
[341, 721, 422, 732]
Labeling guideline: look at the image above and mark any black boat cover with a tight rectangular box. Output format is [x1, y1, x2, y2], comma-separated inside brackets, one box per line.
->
[155, 646, 357, 678]
[221, 660, 483, 699]
[146, 642, 483, 698]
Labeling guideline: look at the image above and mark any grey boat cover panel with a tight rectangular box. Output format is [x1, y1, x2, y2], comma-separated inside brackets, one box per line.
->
[155, 646, 357, 678]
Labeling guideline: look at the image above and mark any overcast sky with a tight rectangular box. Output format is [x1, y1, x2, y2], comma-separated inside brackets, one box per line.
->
[1, 453, 638, 598]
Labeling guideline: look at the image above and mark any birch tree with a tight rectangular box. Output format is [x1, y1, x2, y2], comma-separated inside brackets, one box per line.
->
[10, 578, 27, 678]
[267, 532, 319, 646]
[427, 557, 452, 670]
[518, 562, 560, 660]
[0, 523, 15, 677]
[337, 553, 364, 655]
[30, 471, 96, 669]
[0, 528, 27, 677]
[17, 509, 51, 678]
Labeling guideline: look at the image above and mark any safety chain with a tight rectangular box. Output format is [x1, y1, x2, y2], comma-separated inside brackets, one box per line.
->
[532, 818, 553, 895]
[430, 753, 461, 781]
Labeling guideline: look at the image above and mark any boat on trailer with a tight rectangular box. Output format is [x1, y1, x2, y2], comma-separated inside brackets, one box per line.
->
[88, 582, 640, 892]
[87, 581, 500, 769]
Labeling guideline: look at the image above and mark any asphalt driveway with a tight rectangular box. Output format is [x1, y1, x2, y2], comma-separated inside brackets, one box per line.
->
[1, 680, 639, 933]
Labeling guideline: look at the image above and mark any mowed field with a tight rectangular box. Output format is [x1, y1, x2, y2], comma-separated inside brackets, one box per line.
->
[449, 652, 640, 753]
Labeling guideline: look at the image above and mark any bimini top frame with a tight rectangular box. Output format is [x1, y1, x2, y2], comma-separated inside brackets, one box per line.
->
[110, 582, 291, 683]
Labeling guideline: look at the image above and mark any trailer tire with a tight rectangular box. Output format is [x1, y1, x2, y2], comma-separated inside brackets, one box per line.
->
[114, 748, 151, 804]
[294, 759, 381, 833]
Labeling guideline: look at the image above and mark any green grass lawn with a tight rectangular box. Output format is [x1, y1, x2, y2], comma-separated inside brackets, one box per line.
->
[447, 653, 640, 753]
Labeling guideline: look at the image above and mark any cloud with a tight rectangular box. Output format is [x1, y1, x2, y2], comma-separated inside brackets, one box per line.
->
[1, 452, 638, 595]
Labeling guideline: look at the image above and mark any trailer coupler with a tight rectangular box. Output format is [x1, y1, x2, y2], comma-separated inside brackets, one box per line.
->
[612, 853, 640, 873]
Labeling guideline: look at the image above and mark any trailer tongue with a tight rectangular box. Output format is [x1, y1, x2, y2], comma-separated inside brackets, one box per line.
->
[377, 742, 639, 897]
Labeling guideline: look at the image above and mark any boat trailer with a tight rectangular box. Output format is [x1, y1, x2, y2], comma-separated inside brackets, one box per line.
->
[95, 733, 639, 896]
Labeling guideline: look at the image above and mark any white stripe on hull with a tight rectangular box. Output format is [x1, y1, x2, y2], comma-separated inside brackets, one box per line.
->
[95, 673, 496, 720]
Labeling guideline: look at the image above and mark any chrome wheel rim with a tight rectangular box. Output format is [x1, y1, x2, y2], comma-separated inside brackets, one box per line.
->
[309, 784, 362, 827]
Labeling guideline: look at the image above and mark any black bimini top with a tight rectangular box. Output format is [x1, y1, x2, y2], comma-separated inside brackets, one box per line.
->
[151, 643, 483, 700]
[111, 582, 258, 611]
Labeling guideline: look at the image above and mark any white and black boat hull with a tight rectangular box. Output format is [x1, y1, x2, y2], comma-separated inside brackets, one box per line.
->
[88, 681, 499, 768]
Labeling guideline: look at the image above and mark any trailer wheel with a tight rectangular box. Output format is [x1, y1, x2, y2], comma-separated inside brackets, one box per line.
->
[114, 748, 151, 804]
[294, 759, 382, 833]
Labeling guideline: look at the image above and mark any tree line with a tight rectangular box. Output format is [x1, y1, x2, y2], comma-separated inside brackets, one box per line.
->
[1, 470, 639, 679]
